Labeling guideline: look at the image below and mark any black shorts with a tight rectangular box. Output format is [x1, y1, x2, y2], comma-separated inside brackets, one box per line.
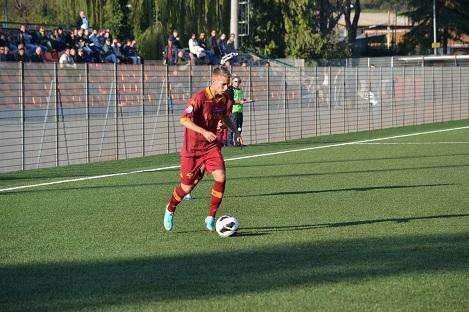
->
[231, 112, 243, 132]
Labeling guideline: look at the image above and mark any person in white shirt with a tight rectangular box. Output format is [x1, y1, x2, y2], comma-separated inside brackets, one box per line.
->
[77, 11, 89, 30]
[188, 33, 206, 58]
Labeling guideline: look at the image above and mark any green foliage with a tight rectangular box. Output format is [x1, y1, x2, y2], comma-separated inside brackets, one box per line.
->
[245, 0, 285, 58]
[103, 0, 132, 39]
[402, 0, 469, 53]
[136, 22, 165, 60]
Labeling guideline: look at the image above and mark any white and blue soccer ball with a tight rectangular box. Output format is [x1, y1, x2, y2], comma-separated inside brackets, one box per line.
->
[216, 215, 239, 237]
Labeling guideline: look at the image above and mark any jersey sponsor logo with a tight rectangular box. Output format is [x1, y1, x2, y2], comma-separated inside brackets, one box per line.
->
[185, 105, 194, 114]
[212, 107, 225, 114]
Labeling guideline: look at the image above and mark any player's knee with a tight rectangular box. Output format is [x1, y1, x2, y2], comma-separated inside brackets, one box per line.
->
[180, 183, 193, 193]
[211, 170, 225, 182]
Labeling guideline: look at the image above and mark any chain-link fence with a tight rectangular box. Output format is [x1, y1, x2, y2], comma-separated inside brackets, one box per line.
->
[1, 62, 468, 172]
[318, 55, 469, 67]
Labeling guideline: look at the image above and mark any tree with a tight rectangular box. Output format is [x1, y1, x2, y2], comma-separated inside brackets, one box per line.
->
[104, 0, 132, 39]
[343, 0, 361, 49]
[245, 0, 285, 57]
[403, 0, 469, 54]
[282, 0, 349, 60]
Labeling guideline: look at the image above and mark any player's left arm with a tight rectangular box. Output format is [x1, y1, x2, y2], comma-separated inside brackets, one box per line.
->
[220, 115, 243, 145]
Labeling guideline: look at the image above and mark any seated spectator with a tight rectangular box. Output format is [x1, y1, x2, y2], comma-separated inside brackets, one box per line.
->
[197, 32, 217, 64]
[88, 29, 100, 46]
[36, 26, 52, 51]
[59, 47, 76, 68]
[188, 33, 206, 62]
[77, 11, 89, 30]
[226, 33, 238, 63]
[14, 47, 30, 62]
[164, 39, 178, 65]
[69, 48, 77, 62]
[123, 39, 141, 64]
[218, 33, 229, 56]
[17, 25, 37, 54]
[111, 39, 126, 63]
[209, 30, 221, 61]
[0, 46, 5, 61]
[2, 46, 15, 61]
[101, 38, 118, 63]
[168, 29, 184, 61]
[227, 33, 237, 53]
[51, 28, 66, 51]
[74, 48, 85, 63]
[30, 46, 44, 63]
[0, 32, 7, 47]
[197, 32, 208, 50]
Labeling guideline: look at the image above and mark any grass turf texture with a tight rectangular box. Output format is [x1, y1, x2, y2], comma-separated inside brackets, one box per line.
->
[1, 120, 468, 311]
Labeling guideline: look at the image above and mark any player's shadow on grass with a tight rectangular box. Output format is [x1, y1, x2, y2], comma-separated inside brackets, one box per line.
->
[240, 213, 469, 234]
[1, 233, 467, 310]
[227, 153, 469, 169]
[229, 164, 469, 182]
[230, 183, 454, 198]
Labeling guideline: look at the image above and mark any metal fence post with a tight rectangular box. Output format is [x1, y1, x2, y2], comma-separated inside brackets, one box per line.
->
[459, 66, 462, 119]
[328, 66, 332, 134]
[249, 65, 252, 143]
[413, 67, 416, 125]
[356, 67, 359, 131]
[380, 66, 383, 129]
[440, 67, 443, 121]
[368, 66, 371, 131]
[315, 66, 318, 136]
[284, 66, 287, 141]
[114, 62, 119, 160]
[422, 66, 426, 124]
[20, 62, 25, 170]
[432, 66, 435, 123]
[391, 65, 394, 127]
[343, 67, 346, 133]
[54, 62, 59, 167]
[402, 67, 406, 126]
[267, 65, 270, 143]
[299, 66, 303, 139]
[141, 63, 145, 157]
[85, 63, 90, 163]
[165, 65, 170, 153]
[450, 66, 454, 120]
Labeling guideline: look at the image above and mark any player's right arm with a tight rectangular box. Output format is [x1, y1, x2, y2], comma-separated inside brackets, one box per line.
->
[180, 95, 217, 142]
[180, 118, 217, 142]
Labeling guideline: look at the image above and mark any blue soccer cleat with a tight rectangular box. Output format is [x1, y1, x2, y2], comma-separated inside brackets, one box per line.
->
[205, 216, 216, 231]
[183, 193, 193, 200]
[163, 205, 174, 231]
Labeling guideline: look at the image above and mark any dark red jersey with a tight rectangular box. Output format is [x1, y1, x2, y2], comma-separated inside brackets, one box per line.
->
[180, 87, 230, 156]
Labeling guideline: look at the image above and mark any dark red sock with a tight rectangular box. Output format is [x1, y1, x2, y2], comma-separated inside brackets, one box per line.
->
[167, 186, 188, 212]
[208, 181, 225, 217]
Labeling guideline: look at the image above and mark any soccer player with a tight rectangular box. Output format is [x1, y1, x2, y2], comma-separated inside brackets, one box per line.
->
[163, 67, 243, 231]
[227, 75, 249, 146]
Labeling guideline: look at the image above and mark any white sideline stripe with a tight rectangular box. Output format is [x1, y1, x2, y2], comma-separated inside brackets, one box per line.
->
[1, 125, 468, 193]
[356, 142, 469, 145]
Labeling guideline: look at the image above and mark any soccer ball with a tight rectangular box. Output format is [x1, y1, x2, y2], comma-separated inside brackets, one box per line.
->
[216, 215, 239, 237]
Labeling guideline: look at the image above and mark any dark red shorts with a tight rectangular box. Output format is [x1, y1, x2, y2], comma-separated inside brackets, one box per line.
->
[180, 147, 225, 185]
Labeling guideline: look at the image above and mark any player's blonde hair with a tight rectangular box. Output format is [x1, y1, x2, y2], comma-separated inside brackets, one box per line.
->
[212, 67, 231, 79]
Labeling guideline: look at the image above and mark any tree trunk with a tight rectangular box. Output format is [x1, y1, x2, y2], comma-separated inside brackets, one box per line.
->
[344, 0, 361, 53]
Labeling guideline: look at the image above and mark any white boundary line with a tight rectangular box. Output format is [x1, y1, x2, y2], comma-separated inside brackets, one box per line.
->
[356, 142, 469, 145]
[1, 125, 468, 193]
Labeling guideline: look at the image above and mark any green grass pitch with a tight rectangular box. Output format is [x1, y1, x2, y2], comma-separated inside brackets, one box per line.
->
[1, 120, 468, 311]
